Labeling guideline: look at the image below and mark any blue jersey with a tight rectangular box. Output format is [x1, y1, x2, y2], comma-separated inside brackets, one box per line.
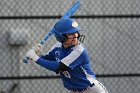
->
[39, 42, 96, 90]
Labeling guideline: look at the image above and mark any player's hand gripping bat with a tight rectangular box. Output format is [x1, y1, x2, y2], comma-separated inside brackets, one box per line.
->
[23, 1, 81, 63]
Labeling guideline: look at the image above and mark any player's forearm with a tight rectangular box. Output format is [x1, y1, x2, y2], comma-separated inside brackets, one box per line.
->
[36, 58, 60, 72]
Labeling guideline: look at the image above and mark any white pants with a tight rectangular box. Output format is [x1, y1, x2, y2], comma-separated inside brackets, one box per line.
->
[69, 80, 108, 93]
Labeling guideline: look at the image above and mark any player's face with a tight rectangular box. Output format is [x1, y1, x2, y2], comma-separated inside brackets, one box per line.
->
[63, 32, 78, 48]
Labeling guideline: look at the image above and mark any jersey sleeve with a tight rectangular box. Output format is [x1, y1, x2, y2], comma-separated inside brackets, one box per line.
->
[36, 58, 60, 72]
[61, 45, 88, 69]
[40, 51, 55, 61]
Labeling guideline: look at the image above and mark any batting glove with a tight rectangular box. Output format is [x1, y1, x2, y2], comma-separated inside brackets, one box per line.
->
[33, 44, 42, 54]
[26, 49, 40, 62]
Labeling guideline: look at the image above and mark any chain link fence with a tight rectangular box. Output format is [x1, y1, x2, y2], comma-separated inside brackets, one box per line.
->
[0, 0, 140, 93]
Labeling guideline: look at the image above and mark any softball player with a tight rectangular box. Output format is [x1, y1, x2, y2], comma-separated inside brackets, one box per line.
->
[26, 18, 108, 93]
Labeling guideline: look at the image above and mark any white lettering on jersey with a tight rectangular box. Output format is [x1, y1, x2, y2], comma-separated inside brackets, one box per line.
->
[55, 51, 61, 62]
[62, 71, 71, 78]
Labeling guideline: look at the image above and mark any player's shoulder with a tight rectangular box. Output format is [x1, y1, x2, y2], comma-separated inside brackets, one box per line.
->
[48, 42, 62, 52]
[53, 42, 62, 48]
[73, 43, 85, 53]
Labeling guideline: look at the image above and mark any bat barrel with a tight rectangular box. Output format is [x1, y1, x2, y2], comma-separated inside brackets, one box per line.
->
[62, 1, 80, 19]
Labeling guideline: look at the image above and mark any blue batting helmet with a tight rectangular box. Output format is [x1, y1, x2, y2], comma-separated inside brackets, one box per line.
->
[54, 18, 81, 43]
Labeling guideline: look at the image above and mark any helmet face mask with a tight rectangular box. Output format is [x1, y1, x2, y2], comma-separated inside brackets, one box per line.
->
[54, 18, 81, 43]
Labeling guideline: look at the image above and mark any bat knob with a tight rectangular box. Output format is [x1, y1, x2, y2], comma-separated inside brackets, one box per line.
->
[23, 57, 29, 63]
